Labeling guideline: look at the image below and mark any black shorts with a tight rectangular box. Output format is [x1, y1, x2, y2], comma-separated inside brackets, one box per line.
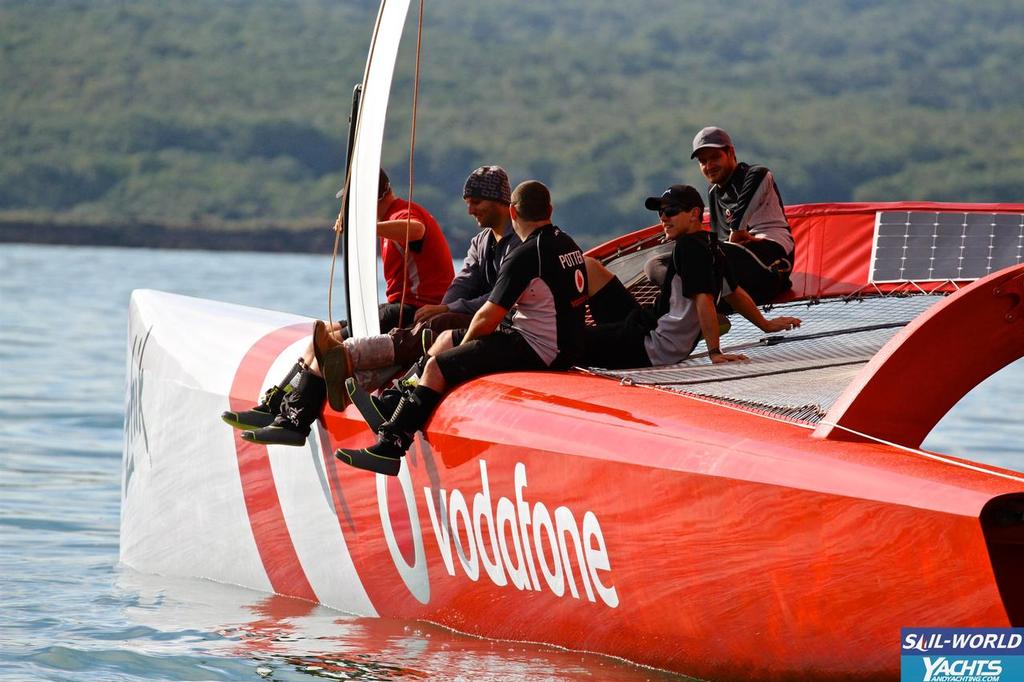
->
[389, 312, 475, 367]
[433, 329, 546, 387]
[378, 303, 418, 333]
[581, 311, 652, 370]
[721, 240, 792, 305]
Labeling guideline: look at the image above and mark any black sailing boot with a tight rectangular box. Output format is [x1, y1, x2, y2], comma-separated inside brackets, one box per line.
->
[346, 377, 409, 434]
[420, 327, 434, 359]
[241, 367, 327, 446]
[393, 353, 429, 392]
[335, 386, 442, 476]
[221, 360, 303, 430]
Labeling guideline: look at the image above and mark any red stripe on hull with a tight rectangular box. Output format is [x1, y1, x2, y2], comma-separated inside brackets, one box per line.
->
[229, 323, 318, 602]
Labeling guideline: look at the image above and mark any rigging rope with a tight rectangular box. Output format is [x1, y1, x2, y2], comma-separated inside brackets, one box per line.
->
[689, 320, 913, 359]
[396, 0, 426, 330]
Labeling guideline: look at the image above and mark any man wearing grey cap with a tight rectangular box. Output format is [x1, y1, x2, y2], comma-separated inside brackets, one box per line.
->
[691, 126, 795, 303]
[580, 184, 800, 370]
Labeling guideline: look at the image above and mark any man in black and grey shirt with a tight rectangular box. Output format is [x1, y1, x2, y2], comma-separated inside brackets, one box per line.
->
[336, 180, 588, 475]
[691, 126, 795, 303]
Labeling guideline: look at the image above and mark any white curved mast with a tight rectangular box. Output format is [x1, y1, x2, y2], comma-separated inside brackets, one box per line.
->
[346, 0, 412, 338]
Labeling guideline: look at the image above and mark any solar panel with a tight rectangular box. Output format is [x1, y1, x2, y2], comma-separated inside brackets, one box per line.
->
[870, 210, 1024, 283]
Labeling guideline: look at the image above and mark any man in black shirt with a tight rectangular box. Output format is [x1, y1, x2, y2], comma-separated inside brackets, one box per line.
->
[336, 180, 588, 475]
[583, 185, 800, 369]
[691, 126, 795, 303]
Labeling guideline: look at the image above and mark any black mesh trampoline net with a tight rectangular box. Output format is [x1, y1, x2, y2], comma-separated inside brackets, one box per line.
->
[581, 256, 947, 424]
[580, 209, 1024, 423]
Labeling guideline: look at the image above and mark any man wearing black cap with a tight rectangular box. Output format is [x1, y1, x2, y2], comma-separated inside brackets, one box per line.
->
[335, 180, 590, 475]
[691, 127, 795, 304]
[581, 184, 801, 370]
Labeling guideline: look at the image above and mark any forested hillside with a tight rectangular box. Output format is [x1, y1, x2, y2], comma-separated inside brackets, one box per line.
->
[2, 0, 1022, 249]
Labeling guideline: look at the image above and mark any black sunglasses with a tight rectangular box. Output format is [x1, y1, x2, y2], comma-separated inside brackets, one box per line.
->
[658, 205, 687, 218]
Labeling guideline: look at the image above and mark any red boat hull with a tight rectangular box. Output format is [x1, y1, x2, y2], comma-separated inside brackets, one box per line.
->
[223, 323, 1021, 680]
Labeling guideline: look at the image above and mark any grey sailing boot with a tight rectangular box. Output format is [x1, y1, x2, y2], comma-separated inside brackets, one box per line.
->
[221, 360, 303, 430]
[241, 367, 327, 446]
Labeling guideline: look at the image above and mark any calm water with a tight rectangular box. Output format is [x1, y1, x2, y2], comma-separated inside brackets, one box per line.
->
[1, 243, 1021, 682]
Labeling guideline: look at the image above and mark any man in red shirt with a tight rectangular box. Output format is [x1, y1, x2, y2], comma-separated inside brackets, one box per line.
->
[375, 169, 455, 331]
[219, 169, 453, 446]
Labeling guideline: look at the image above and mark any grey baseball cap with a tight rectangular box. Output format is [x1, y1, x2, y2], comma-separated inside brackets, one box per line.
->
[690, 126, 733, 158]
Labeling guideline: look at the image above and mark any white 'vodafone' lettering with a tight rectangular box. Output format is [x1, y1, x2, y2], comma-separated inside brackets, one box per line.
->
[422, 460, 619, 608]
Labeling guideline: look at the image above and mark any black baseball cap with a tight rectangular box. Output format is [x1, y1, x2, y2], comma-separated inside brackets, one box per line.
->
[644, 184, 704, 212]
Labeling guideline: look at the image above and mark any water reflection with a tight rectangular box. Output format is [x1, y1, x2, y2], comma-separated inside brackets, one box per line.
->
[115, 569, 685, 681]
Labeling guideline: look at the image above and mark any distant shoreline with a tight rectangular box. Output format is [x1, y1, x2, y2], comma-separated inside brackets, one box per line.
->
[0, 216, 613, 253]
[0, 216, 335, 254]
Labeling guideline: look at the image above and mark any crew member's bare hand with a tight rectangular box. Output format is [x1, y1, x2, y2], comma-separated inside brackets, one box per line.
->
[762, 316, 802, 333]
[711, 351, 748, 364]
[414, 304, 449, 323]
[333, 216, 344, 233]
[729, 229, 754, 244]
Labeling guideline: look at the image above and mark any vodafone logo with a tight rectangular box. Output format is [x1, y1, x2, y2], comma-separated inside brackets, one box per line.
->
[574, 268, 585, 293]
[229, 325, 618, 614]
[377, 457, 619, 609]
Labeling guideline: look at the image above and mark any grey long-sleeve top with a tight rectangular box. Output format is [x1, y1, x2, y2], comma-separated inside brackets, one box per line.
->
[441, 228, 521, 315]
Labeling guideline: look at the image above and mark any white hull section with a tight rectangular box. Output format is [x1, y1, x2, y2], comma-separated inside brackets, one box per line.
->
[121, 289, 375, 615]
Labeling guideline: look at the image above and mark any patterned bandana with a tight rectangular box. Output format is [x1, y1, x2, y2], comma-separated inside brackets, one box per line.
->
[463, 166, 511, 204]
